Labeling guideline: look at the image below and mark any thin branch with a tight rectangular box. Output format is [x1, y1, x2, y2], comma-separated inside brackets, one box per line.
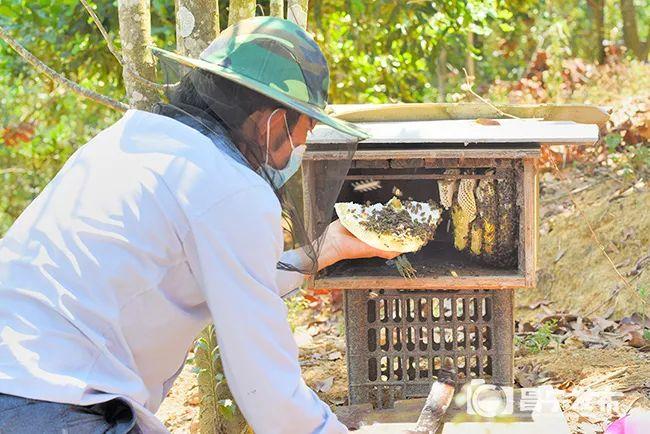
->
[0, 25, 128, 111]
[0, 167, 30, 175]
[79, 0, 170, 91]
[461, 68, 520, 119]
[549, 159, 637, 301]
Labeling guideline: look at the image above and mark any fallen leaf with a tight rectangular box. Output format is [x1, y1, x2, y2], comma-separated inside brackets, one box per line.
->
[520, 322, 536, 333]
[293, 327, 314, 348]
[627, 330, 649, 348]
[328, 351, 342, 361]
[476, 118, 501, 126]
[315, 376, 334, 393]
[307, 325, 320, 336]
[591, 317, 616, 333]
[526, 300, 553, 310]
[557, 380, 575, 391]
[576, 421, 599, 434]
[186, 391, 200, 406]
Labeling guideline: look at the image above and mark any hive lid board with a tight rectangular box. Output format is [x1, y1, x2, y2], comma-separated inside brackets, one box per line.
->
[307, 119, 599, 145]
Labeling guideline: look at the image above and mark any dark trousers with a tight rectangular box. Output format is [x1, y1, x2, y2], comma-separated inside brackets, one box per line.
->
[0, 393, 141, 434]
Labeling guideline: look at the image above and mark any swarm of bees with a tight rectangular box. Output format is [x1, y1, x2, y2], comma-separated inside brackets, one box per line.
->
[438, 169, 518, 268]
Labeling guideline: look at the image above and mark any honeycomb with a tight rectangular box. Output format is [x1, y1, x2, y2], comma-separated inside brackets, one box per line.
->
[457, 178, 478, 221]
[437, 169, 460, 210]
[447, 170, 517, 267]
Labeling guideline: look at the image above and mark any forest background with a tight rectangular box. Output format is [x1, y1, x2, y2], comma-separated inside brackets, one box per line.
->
[1, 1, 649, 433]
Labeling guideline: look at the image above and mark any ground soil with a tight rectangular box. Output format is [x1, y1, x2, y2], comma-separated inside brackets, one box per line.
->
[517, 168, 649, 322]
[156, 362, 200, 433]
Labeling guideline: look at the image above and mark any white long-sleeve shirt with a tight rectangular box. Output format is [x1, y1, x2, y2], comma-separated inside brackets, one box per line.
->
[0, 110, 347, 434]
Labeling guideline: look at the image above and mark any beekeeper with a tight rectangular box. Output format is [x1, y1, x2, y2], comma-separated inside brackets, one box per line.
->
[0, 17, 397, 433]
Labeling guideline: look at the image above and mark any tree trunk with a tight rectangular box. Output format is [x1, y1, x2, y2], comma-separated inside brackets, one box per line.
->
[117, 0, 158, 110]
[287, 0, 309, 29]
[175, 0, 220, 57]
[270, 0, 284, 17]
[592, 0, 605, 63]
[465, 32, 475, 79]
[437, 47, 447, 102]
[620, 0, 649, 60]
[228, 0, 256, 27]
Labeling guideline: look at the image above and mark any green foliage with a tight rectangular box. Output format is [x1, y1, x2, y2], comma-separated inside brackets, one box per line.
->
[193, 325, 250, 433]
[311, 0, 520, 103]
[605, 133, 623, 153]
[638, 285, 649, 300]
[286, 292, 310, 331]
[516, 320, 559, 354]
[0, 0, 181, 235]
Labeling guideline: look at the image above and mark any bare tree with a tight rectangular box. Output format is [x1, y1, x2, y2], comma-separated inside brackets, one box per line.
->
[287, 0, 309, 29]
[465, 32, 476, 79]
[587, 0, 606, 64]
[117, 0, 159, 109]
[175, 0, 220, 57]
[437, 47, 447, 102]
[620, 0, 648, 60]
[270, 0, 284, 18]
[228, 0, 256, 27]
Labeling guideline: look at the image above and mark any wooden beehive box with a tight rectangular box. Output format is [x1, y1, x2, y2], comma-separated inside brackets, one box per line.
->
[301, 104, 602, 407]
[303, 103, 602, 291]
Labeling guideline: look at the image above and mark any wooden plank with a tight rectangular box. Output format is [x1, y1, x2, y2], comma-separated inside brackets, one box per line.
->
[353, 159, 389, 169]
[344, 173, 505, 181]
[304, 148, 540, 161]
[307, 119, 599, 145]
[301, 161, 317, 239]
[328, 102, 609, 126]
[314, 275, 529, 290]
[521, 158, 538, 287]
[424, 158, 514, 168]
[390, 158, 425, 168]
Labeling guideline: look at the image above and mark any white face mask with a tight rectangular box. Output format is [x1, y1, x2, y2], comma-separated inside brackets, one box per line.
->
[257, 108, 306, 189]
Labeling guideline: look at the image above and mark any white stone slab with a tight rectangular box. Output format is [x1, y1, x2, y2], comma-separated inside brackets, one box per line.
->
[307, 119, 599, 145]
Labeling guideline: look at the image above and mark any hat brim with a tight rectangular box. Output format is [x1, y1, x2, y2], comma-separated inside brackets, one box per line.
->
[152, 47, 370, 140]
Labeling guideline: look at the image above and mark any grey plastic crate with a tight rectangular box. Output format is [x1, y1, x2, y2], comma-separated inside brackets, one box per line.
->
[344, 289, 514, 409]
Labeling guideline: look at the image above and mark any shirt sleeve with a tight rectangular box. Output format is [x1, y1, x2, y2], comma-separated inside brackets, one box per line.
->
[184, 185, 347, 434]
[276, 250, 307, 298]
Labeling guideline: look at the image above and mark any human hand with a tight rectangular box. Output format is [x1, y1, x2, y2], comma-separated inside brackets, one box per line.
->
[318, 220, 401, 270]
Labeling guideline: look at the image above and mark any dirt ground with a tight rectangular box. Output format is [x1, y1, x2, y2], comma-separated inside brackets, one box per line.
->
[517, 168, 650, 323]
[156, 361, 200, 433]
[157, 167, 649, 433]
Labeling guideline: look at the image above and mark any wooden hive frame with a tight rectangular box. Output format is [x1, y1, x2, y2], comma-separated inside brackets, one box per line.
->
[303, 151, 538, 290]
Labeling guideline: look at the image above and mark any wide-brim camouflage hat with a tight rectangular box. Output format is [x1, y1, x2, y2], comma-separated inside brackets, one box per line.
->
[152, 16, 369, 140]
